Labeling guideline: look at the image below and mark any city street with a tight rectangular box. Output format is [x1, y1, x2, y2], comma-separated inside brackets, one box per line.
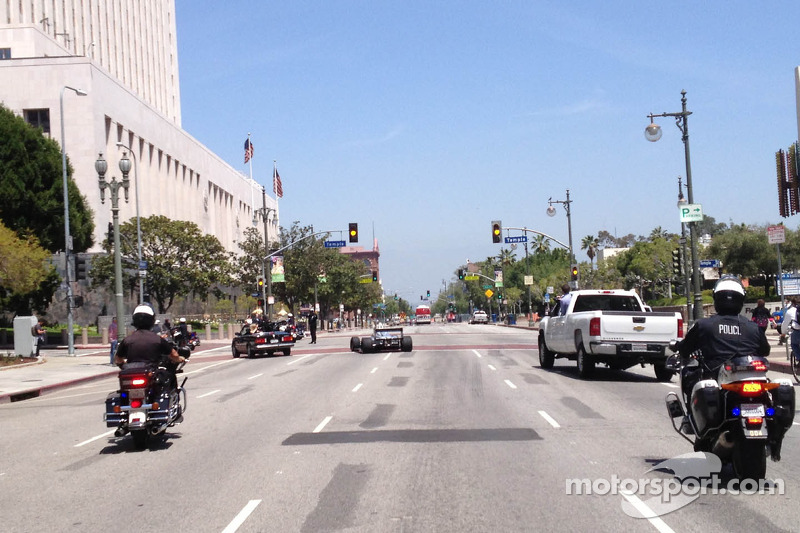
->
[1, 323, 799, 532]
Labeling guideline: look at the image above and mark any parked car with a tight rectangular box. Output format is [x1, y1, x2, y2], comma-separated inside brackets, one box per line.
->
[469, 310, 489, 324]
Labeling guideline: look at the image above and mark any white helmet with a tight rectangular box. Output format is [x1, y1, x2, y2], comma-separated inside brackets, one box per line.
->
[179, 317, 186, 323]
[132, 303, 155, 329]
[713, 275, 745, 315]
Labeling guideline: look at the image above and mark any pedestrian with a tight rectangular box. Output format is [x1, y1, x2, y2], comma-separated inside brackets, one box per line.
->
[108, 317, 118, 365]
[308, 310, 318, 344]
[557, 284, 572, 316]
[781, 297, 800, 366]
[32, 319, 46, 357]
[749, 298, 771, 337]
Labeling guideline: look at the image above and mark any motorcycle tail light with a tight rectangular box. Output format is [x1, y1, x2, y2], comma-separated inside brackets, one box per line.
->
[120, 375, 149, 388]
[746, 417, 763, 426]
[152, 402, 159, 410]
[131, 400, 143, 408]
[721, 382, 779, 396]
[589, 317, 601, 337]
[751, 360, 768, 372]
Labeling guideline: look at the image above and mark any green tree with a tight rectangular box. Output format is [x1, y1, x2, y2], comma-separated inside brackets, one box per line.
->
[707, 223, 776, 297]
[0, 220, 60, 315]
[90, 216, 233, 313]
[0, 103, 94, 253]
[613, 237, 675, 299]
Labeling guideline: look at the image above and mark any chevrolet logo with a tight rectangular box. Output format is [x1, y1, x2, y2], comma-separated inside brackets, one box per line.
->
[633, 325, 645, 332]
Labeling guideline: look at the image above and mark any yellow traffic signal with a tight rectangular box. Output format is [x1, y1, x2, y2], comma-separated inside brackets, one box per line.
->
[257, 277, 264, 288]
[491, 220, 502, 243]
[349, 223, 358, 243]
[570, 265, 579, 281]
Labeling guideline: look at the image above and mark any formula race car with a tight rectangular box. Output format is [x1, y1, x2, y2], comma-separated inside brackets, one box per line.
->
[351, 326, 412, 353]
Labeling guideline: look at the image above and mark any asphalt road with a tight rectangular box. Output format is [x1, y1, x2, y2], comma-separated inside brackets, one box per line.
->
[1, 324, 798, 532]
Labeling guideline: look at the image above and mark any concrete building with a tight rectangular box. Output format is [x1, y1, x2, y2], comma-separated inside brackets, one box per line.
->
[0, 1, 277, 258]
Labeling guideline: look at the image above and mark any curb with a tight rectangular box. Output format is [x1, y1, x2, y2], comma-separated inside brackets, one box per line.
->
[0, 368, 119, 405]
[0, 357, 46, 372]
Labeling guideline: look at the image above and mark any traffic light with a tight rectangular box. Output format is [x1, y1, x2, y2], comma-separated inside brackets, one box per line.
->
[257, 277, 264, 289]
[394, 293, 398, 301]
[349, 223, 358, 243]
[491, 220, 502, 243]
[570, 264, 579, 282]
[672, 249, 682, 276]
[106, 222, 113, 244]
[372, 270, 378, 282]
[75, 255, 88, 281]
[257, 298, 264, 308]
[497, 292, 503, 300]
[458, 269, 464, 280]
[426, 290, 431, 298]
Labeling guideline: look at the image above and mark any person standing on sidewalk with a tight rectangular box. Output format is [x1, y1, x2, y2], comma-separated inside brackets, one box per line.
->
[108, 317, 118, 365]
[32, 319, 46, 357]
[308, 310, 318, 344]
[750, 299, 771, 337]
[780, 297, 800, 365]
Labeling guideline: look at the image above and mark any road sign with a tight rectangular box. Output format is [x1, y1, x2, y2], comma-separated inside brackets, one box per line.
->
[324, 240, 346, 248]
[504, 236, 528, 244]
[359, 278, 373, 284]
[482, 284, 492, 289]
[679, 204, 703, 223]
[768, 225, 786, 245]
[139, 260, 147, 269]
[524, 275, 533, 285]
[138, 269, 147, 278]
[485, 289, 493, 298]
[464, 274, 479, 281]
[699, 259, 721, 268]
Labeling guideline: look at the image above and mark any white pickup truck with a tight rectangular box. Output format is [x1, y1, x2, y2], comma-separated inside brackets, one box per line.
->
[537, 289, 683, 381]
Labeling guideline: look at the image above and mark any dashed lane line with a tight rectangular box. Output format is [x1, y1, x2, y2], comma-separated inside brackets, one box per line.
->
[619, 491, 675, 533]
[314, 416, 332, 433]
[197, 389, 221, 398]
[74, 429, 115, 447]
[538, 410, 561, 428]
[504, 379, 517, 389]
[221, 499, 262, 533]
[352, 383, 363, 392]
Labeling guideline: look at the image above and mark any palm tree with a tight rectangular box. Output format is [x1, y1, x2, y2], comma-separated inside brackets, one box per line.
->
[532, 235, 550, 254]
[497, 248, 515, 267]
[581, 235, 600, 269]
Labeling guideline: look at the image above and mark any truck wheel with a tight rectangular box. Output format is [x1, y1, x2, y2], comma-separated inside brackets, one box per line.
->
[654, 364, 675, 382]
[576, 344, 595, 379]
[401, 336, 413, 352]
[350, 336, 361, 352]
[538, 335, 555, 369]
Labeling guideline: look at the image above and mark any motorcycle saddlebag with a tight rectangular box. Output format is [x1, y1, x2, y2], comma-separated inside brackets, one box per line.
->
[772, 380, 795, 429]
[105, 391, 124, 426]
[691, 380, 722, 434]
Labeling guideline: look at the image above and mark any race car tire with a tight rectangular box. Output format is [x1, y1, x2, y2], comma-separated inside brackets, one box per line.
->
[401, 336, 413, 352]
[350, 336, 361, 352]
[362, 337, 374, 353]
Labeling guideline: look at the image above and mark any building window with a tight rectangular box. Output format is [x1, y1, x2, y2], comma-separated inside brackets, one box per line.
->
[23, 109, 51, 134]
[0, 48, 10, 59]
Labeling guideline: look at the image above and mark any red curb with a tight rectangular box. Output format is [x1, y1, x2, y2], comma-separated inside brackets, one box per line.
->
[0, 369, 119, 404]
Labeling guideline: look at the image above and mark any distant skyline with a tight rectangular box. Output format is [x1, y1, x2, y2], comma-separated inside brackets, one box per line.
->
[175, 1, 800, 304]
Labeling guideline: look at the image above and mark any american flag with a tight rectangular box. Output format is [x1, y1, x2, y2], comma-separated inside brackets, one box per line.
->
[273, 168, 283, 198]
[244, 138, 254, 163]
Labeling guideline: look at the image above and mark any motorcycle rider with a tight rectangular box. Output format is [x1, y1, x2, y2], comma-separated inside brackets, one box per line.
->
[676, 275, 770, 408]
[114, 304, 186, 371]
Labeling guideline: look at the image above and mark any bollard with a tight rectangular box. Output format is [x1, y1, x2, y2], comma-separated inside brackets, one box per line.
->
[205, 323, 212, 341]
[228, 323, 235, 339]
[81, 327, 88, 346]
[218, 324, 225, 340]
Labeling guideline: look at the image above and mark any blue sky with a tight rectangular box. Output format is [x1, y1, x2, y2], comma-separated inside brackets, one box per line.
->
[175, 1, 800, 304]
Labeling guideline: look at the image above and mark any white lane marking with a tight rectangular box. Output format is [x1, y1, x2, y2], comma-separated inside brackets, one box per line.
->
[197, 389, 221, 398]
[794, 422, 800, 426]
[487, 364, 497, 371]
[287, 354, 314, 366]
[538, 410, 561, 428]
[352, 383, 363, 392]
[314, 416, 332, 433]
[661, 383, 679, 389]
[185, 358, 239, 375]
[619, 490, 675, 533]
[472, 350, 482, 358]
[247, 373, 263, 380]
[370, 367, 378, 374]
[504, 380, 517, 389]
[74, 429, 115, 447]
[383, 354, 391, 361]
[221, 499, 262, 533]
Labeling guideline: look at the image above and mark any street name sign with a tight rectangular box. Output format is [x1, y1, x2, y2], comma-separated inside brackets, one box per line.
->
[464, 274, 479, 281]
[324, 240, 346, 248]
[699, 259, 721, 268]
[504, 236, 528, 244]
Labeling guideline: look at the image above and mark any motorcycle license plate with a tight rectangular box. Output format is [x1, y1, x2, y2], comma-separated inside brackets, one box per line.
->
[129, 389, 145, 399]
[740, 404, 765, 417]
[129, 411, 146, 425]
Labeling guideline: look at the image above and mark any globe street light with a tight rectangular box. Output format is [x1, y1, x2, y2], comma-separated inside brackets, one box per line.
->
[60, 85, 87, 355]
[96, 152, 131, 342]
[547, 189, 576, 288]
[646, 90, 702, 323]
[116, 141, 144, 304]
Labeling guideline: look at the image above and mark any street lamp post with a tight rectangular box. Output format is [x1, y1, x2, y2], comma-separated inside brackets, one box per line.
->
[60, 85, 87, 356]
[116, 142, 144, 303]
[547, 189, 576, 288]
[96, 153, 131, 342]
[254, 188, 276, 320]
[646, 90, 703, 323]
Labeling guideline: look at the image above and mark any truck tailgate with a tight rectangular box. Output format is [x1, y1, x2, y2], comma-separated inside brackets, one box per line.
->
[598, 311, 678, 341]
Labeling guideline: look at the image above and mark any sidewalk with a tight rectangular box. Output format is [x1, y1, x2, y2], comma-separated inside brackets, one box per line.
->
[0, 327, 366, 404]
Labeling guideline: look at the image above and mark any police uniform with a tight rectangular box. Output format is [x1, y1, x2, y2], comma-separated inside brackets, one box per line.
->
[116, 328, 176, 365]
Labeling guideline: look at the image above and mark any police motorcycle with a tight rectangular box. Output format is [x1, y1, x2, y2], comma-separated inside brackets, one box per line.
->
[665, 347, 794, 480]
[104, 344, 191, 450]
